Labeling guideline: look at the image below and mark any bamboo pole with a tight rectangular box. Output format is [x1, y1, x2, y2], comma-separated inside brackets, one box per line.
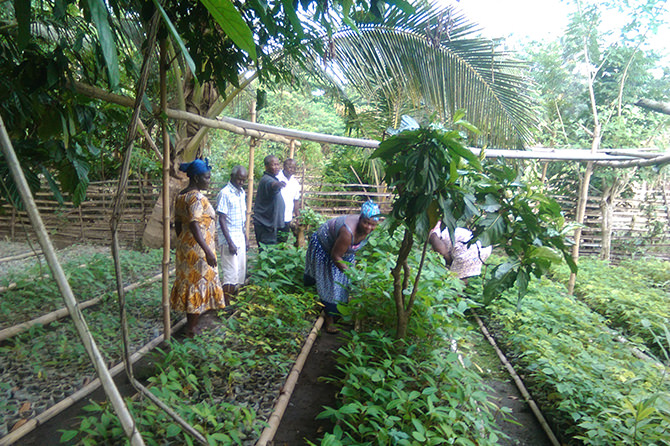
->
[160, 36, 172, 341]
[288, 139, 296, 158]
[131, 379, 208, 445]
[0, 270, 171, 342]
[255, 315, 324, 446]
[474, 314, 561, 446]
[109, 9, 159, 444]
[0, 115, 144, 445]
[0, 318, 186, 446]
[70, 82, 294, 145]
[246, 100, 257, 242]
[138, 119, 163, 162]
[0, 250, 42, 263]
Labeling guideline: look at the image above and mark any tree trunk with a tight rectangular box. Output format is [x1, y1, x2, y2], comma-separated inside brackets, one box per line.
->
[568, 161, 594, 294]
[599, 183, 615, 261]
[142, 175, 187, 248]
[391, 229, 413, 339]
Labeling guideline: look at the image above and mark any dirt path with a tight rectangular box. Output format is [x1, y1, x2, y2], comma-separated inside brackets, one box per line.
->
[14, 317, 552, 445]
[272, 330, 552, 446]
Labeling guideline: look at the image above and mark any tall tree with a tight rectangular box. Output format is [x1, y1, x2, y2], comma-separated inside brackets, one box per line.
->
[524, 0, 670, 283]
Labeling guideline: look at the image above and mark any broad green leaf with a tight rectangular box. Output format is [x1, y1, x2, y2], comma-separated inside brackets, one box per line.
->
[85, 0, 120, 89]
[14, 0, 31, 50]
[200, 0, 257, 60]
[528, 246, 563, 264]
[153, 0, 198, 82]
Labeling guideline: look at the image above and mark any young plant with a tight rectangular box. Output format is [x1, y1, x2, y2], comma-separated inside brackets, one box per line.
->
[371, 117, 576, 338]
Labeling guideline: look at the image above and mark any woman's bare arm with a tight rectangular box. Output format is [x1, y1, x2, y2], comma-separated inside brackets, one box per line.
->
[330, 226, 353, 271]
[189, 221, 217, 267]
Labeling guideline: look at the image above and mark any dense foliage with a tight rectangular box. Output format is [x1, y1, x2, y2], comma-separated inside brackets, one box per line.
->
[314, 230, 511, 445]
[552, 257, 670, 362]
[59, 264, 321, 444]
[371, 120, 577, 337]
[482, 262, 670, 445]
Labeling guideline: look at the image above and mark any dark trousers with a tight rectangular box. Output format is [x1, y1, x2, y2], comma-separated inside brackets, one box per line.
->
[254, 223, 277, 248]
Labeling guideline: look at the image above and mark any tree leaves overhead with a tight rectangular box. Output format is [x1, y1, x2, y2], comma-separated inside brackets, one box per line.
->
[86, 0, 121, 90]
[317, 1, 536, 148]
[199, 0, 257, 59]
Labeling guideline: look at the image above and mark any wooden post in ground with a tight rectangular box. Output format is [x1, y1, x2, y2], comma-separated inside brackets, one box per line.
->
[246, 100, 257, 242]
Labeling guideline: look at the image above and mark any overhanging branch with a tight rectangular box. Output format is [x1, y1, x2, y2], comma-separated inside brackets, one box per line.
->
[635, 98, 670, 116]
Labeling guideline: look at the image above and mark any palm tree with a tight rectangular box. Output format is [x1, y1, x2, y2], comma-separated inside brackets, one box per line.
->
[311, 1, 537, 149]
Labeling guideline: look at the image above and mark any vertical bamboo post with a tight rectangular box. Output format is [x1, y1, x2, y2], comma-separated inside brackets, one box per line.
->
[78, 205, 84, 240]
[245, 100, 257, 241]
[0, 116, 145, 446]
[288, 139, 295, 158]
[11, 205, 15, 240]
[160, 37, 171, 341]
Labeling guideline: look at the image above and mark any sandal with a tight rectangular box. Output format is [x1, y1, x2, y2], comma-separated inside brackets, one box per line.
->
[325, 326, 340, 334]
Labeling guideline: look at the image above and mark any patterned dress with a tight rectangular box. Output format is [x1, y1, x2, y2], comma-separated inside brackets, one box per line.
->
[432, 224, 492, 279]
[170, 190, 225, 314]
[304, 216, 368, 305]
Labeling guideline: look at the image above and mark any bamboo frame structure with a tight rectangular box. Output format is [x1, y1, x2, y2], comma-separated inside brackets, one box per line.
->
[0, 115, 145, 445]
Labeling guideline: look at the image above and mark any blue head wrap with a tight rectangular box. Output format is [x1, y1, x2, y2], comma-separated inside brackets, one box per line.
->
[179, 158, 211, 178]
[360, 200, 380, 221]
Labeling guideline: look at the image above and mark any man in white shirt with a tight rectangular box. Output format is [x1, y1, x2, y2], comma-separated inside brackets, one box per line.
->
[276, 158, 301, 243]
[216, 165, 248, 305]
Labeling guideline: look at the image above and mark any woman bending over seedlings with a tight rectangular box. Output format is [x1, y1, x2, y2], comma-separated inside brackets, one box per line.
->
[170, 158, 225, 337]
[304, 200, 380, 333]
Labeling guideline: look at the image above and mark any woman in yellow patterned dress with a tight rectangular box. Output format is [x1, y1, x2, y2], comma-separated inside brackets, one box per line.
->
[170, 158, 225, 336]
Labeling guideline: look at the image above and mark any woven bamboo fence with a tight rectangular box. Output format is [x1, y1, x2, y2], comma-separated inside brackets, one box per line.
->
[1, 176, 668, 260]
[0, 179, 159, 248]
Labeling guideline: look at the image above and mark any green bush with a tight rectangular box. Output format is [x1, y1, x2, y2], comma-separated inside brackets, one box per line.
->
[484, 277, 670, 445]
[551, 257, 670, 360]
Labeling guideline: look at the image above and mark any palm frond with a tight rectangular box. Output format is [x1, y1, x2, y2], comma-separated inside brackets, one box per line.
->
[302, 1, 536, 148]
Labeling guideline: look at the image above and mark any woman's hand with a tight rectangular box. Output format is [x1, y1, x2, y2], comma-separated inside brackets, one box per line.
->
[205, 249, 218, 267]
[190, 221, 218, 267]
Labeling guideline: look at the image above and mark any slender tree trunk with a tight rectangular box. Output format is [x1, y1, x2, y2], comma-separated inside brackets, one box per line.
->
[390, 229, 413, 339]
[568, 161, 593, 294]
[599, 183, 614, 261]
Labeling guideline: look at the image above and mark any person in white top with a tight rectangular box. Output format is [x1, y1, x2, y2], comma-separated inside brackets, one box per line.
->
[429, 222, 492, 284]
[276, 158, 301, 243]
[216, 165, 248, 305]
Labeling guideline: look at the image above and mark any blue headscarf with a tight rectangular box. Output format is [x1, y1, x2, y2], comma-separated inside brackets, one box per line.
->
[360, 200, 380, 221]
[179, 158, 211, 178]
